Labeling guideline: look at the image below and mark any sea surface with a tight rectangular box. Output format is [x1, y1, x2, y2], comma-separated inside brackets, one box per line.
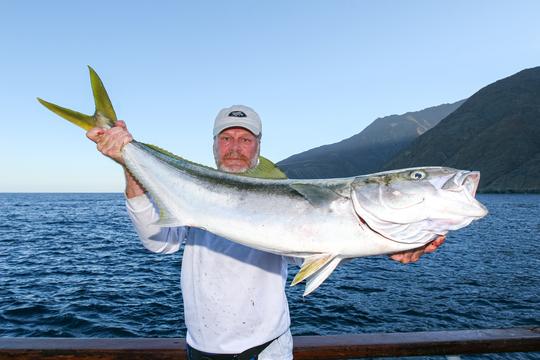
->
[0, 193, 538, 359]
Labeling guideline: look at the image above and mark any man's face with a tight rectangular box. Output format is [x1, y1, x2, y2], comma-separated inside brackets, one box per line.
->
[214, 127, 260, 173]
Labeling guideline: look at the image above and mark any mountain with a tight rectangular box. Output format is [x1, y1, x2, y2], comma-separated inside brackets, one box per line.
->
[277, 100, 465, 178]
[384, 67, 540, 193]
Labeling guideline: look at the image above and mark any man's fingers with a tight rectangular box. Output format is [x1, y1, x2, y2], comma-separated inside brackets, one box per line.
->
[96, 129, 132, 163]
[390, 247, 424, 264]
[390, 235, 446, 264]
[424, 236, 446, 253]
[437, 236, 446, 245]
[389, 253, 404, 262]
[390, 252, 414, 264]
[116, 120, 127, 129]
[86, 127, 105, 142]
[433, 235, 446, 246]
[122, 134, 133, 146]
[410, 250, 422, 262]
[401, 253, 415, 264]
[100, 127, 131, 145]
[99, 136, 122, 156]
[85, 121, 131, 167]
[424, 242, 441, 253]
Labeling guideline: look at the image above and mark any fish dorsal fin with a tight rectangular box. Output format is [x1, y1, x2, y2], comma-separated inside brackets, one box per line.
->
[141, 142, 184, 160]
[290, 183, 345, 206]
[240, 156, 288, 179]
[140, 144, 284, 178]
[140, 142, 214, 170]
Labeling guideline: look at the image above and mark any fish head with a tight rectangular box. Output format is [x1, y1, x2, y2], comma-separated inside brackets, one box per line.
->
[350, 167, 488, 245]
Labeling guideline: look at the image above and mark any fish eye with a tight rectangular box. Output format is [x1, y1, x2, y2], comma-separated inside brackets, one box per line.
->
[410, 170, 426, 180]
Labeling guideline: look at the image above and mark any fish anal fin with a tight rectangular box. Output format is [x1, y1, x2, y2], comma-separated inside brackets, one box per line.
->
[303, 257, 342, 296]
[292, 253, 336, 286]
[290, 184, 345, 206]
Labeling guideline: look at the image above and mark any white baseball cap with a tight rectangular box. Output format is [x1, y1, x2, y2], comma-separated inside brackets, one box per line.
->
[213, 105, 262, 137]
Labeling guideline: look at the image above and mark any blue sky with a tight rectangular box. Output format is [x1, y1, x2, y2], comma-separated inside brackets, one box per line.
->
[1, 1, 539, 192]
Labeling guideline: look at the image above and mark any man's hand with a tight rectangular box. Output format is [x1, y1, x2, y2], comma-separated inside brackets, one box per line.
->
[389, 235, 446, 264]
[86, 120, 133, 166]
[86, 120, 145, 198]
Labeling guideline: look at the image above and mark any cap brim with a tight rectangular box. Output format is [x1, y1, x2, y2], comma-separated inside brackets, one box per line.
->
[214, 120, 260, 136]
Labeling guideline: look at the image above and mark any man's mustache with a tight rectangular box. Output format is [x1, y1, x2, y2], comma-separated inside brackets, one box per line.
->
[223, 152, 249, 161]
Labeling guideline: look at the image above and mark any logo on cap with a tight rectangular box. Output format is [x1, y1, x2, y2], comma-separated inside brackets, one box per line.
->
[228, 111, 247, 118]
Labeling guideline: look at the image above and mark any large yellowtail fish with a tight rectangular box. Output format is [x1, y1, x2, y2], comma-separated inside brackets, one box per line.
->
[38, 67, 488, 296]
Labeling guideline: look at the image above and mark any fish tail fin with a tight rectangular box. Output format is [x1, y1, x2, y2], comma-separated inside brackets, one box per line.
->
[37, 66, 117, 130]
[36, 98, 96, 130]
[291, 253, 342, 296]
[88, 66, 117, 126]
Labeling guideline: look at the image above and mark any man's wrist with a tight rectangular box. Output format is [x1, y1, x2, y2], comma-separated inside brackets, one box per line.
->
[124, 167, 146, 198]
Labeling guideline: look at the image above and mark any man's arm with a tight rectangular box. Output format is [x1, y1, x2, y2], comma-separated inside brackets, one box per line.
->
[86, 120, 185, 254]
[125, 193, 186, 254]
[389, 235, 446, 264]
[123, 169, 145, 199]
[86, 120, 145, 198]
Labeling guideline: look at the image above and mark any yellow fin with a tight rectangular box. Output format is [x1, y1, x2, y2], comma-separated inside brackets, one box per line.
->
[38, 66, 117, 130]
[37, 98, 95, 130]
[142, 143, 288, 180]
[241, 156, 288, 179]
[291, 253, 336, 286]
[303, 257, 342, 296]
[88, 66, 117, 124]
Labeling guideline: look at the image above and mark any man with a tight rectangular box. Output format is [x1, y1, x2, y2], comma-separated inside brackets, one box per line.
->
[87, 105, 444, 359]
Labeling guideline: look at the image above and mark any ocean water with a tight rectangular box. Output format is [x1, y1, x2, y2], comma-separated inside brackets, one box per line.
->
[0, 193, 538, 359]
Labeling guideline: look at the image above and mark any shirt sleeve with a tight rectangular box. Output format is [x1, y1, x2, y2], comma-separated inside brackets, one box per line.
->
[125, 193, 188, 254]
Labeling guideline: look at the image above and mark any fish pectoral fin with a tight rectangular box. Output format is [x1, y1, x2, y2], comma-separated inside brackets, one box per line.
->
[150, 198, 183, 227]
[291, 253, 337, 286]
[153, 212, 183, 227]
[303, 257, 342, 296]
[290, 184, 345, 206]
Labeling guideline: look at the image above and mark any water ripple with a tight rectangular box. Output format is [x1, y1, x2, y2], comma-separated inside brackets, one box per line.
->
[0, 193, 539, 359]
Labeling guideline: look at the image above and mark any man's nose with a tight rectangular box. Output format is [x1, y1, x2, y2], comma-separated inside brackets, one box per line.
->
[230, 139, 242, 151]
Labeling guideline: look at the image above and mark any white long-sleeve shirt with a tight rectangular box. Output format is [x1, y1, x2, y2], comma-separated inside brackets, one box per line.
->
[126, 194, 291, 354]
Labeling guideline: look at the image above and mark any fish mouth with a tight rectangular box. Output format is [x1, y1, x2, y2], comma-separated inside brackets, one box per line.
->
[462, 171, 480, 197]
[443, 171, 488, 217]
[443, 171, 479, 196]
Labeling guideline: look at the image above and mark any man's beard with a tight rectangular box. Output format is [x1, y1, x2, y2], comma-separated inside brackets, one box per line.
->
[218, 153, 258, 173]
[213, 143, 259, 173]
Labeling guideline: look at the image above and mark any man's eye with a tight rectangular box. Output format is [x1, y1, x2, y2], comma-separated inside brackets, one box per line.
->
[241, 138, 251, 143]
